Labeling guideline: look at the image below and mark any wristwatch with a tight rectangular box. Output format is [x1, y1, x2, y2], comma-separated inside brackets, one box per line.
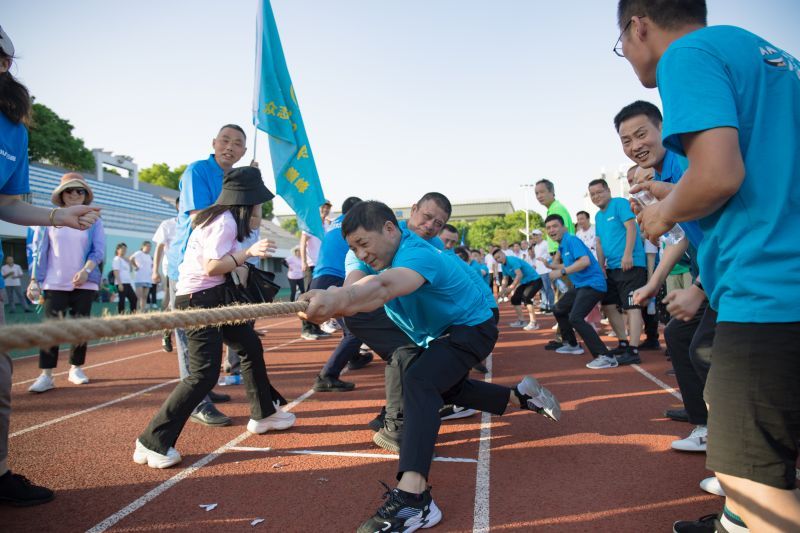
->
[561, 268, 567, 277]
[84, 266, 93, 274]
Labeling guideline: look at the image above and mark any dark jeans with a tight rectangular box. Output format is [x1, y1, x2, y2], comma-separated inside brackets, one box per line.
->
[147, 284, 157, 305]
[288, 278, 305, 302]
[138, 285, 284, 454]
[400, 318, 506, 479]
[345, 308, 417, 428]
[643, 306, 660, 341]
[312, 275, 364, 379]
[117, 283, 137, 314]
[664, 302, 716, 425]
[554, 286, 609, 356]
[40, 289, 96, 369]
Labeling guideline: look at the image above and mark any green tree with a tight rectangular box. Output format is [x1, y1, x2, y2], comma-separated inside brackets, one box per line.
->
[280, 217, 299, 236]
[28, 102, 95, 171]
[261, 201, 274, 220]
[139, 163, 187, 190]
[457, 210, 544, 250]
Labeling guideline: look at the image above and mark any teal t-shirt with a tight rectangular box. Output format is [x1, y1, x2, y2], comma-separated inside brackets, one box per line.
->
[558, 234, 607, 292]
[399, 220, 444, 250]
[500, 255, 540, 285]
[444, 249, 497, 310]
[347, 229, 492, 347]
[469, 259, 488, 279]
[657, 25, 800, 322]
[595, 197, 646, 270]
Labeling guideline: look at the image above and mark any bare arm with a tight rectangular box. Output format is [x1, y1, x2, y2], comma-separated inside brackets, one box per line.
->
[621, 219, 637, 271]
[595, 238, 606, 274]
[0, 195, 101, 229]
[343, 269, 368, 287]
[153, 244, 166, 275]
[299, 233, 309, 269]
[632, 239, 690, 305]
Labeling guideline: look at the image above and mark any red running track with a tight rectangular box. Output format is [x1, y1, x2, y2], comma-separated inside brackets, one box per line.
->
[1, 308, 720, 532]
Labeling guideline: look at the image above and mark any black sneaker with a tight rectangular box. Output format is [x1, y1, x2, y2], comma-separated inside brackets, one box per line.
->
[347, 351, 374, 371]
[0, 471, 54, 507]
[607, 343, 629, 357]
[313, 375, 355, 392]
[672, 513, 721, 533]
[368, 406, 387, 432]
[544, 340, 563, 351]
[639, 338, 662, 351]
[664, 408, 690, 422]
[189, 402, 232, 427]
[207, 390, 231, 403]
[472, 363, 489, 374]
[372, 427, 402, 453]
[162, 332, 173, 353]
[439, 404, 477, 421]
[357, 483, 442, 533]
[615, 348, 641, 365]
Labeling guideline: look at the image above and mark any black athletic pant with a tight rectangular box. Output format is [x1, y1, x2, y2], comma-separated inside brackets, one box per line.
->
[553, 286, 609, 356]
[312, 275, 363, 379]
[39, 289, 96, 369]
[138, 285, 285, 454]
[345, 308, 417, 429]
[288, 278, 305, 302]
[399, 318, 506, 479]
[117, 283, 137, 314]
[663, 302, 716, 425]
[643, 307, 660, 342]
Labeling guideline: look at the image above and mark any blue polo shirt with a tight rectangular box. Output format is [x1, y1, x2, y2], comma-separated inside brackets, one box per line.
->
[500, 255, 539, 284]
[595, 197, 646, 269]
[657, 25, 800, 322]
[444, 249, 497, 310]
[313, 214, 349, 279]
[167, 155, 224, 280]
[558, 234, 606, 292]
[348, 229, 491, 347]
[0, 113, 31, 264]
[654, 150, 704, 249]
[469, 259, 488, 278]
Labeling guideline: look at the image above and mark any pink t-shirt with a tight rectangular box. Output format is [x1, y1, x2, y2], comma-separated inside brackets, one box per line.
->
[42, 227, 99, 292]
[285, 255, 303, 280]
[176, 212, 239, 296]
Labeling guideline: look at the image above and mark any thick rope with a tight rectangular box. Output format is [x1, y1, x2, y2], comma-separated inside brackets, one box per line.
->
[0, 300, 308, 352]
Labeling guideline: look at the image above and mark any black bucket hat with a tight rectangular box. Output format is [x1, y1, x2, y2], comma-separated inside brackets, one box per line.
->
[215, 167, 275, 206]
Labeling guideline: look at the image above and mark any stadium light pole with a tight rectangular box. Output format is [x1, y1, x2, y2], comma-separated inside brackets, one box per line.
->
[520, 184, 535, 238]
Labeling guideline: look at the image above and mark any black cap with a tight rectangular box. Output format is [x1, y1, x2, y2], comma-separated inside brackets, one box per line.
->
[215, 167, 275, 207]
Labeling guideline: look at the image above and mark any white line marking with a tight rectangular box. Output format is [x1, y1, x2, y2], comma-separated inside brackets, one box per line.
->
[12, 350, 162, 387]
[631, 364, 683, 401]
[472, 354, 492, 533]
[10, 379, 180, 438]
[229, 447, 478, 463]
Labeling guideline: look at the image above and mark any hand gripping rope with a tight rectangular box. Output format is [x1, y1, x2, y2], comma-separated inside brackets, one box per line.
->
[0, 301, 308, 352]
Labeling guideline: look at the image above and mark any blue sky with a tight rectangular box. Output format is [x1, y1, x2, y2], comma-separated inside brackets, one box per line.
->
[5, 0, 799, 218]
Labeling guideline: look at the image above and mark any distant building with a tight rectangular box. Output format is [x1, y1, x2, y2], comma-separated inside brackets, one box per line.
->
[305, 198, 516, 224]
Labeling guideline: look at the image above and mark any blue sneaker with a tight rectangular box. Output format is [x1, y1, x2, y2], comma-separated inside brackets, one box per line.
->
[357, 483, 442, 533]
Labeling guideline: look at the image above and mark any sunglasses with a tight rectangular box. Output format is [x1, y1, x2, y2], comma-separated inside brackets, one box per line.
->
[64, 188, 88, 195]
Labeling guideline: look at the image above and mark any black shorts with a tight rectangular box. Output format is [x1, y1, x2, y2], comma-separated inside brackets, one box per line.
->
[510, 278, 543, 306]
[601, 267, 647, 310]
[705, 322, 800, 489]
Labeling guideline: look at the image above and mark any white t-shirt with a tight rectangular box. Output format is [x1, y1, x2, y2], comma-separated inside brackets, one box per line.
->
[484, 253, 497, 275]
[533, 240, 552, 275]
[112, 255, 133, 284]
[576, 226, 597, 258]
[1, 264, 23, 287]
[152, 216, 177, 275]
[177, 212, 239, 295]
[130, 250, 153, 284]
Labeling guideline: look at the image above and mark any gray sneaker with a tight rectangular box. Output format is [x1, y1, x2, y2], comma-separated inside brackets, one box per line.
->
[586, 355, 619, 369]
[516, 376, 561, 422]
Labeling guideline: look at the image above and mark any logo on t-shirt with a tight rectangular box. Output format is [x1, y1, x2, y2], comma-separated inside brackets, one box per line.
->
[0, 148, 17, 162]
[760, 45, 800, 80]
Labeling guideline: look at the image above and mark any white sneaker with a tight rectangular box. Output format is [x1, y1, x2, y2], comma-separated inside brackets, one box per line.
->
[556, 343, 585, 355]
[586, 355, 619, 369]
[68, 367, 90, 385]
[509, 320, 526, 328]
[501, 297, 509, 303]
[247, 405, 296, 434]
[439, 405, 477, 421]
[320, 319, 340, 334]
[28, 374, 55, 393]
[517, 376, 561, 421]
[699, 476, 725, 497]
[133, 439, 181, 469]
[523, 322, 540, 331]
[671, 425, 707, 452]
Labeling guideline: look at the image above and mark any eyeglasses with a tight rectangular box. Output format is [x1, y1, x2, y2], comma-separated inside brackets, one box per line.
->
[64, 187, 87, 195]
[613, 16, 644, 58]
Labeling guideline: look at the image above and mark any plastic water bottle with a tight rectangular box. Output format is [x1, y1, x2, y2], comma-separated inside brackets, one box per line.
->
[631, 190, 685, 245]
[555, 279, 568, 294]
[217, 375, 242, 386]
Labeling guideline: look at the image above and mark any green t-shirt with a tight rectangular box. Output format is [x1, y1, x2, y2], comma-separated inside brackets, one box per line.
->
[546, 199, 575, 253]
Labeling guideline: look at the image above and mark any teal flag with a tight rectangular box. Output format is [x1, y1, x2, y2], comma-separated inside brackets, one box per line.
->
[253, 0, 326, 238]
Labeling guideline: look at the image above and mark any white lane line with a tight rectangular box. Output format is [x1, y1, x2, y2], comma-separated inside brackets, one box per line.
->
[229, 447, 478, 463]
[12, 350, 162, 387]
[10, 379, 180, 438]
[631, 364, 683, 401]
[472, 354, 493, 533]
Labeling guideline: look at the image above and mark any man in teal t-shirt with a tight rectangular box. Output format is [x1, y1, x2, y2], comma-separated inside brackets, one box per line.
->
[492, 248, 542, 330]
[301, 201, 560, 532]
[617, 1, 800, 529]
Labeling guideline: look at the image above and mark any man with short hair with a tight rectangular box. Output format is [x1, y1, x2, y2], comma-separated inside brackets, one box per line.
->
[165, 124, 254, 427]
[438, 224, 459, 250]
[589, 178, 648, 366]
[492, 247, 541, 330]
[617, 0, 800, 530]
[1, 256, 29, 313]
[575, 211, 597, 258]
[545, 214, 614, 367]
[300, 201, 560, 532]
[535, 179, 575, 253]
[531, 229, 554, 312]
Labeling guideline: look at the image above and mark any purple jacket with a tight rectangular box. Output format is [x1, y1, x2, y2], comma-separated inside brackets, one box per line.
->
[33, 218, 106, 286]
